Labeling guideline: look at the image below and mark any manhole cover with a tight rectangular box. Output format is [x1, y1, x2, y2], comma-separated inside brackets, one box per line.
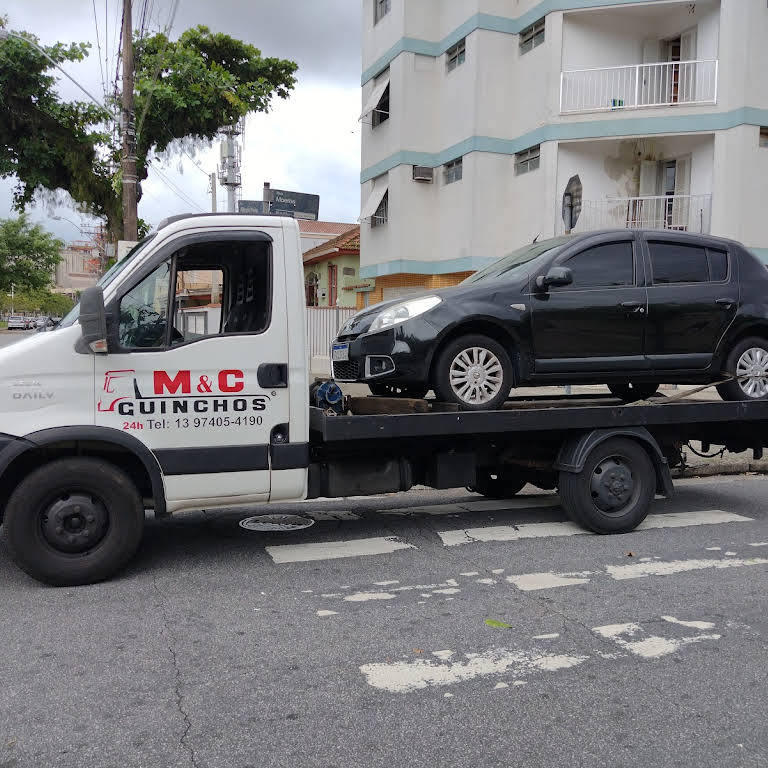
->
[239, 514, 315, 532]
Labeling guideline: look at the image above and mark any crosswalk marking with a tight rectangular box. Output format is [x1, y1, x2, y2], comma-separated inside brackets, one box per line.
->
[606, 556, 768, 581]
[266, 536, 415, 564]
[437, 510, 751, 548]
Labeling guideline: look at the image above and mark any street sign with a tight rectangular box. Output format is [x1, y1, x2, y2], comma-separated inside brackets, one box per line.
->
[266, 189, 320, 221]
[238, 200, 270, 215]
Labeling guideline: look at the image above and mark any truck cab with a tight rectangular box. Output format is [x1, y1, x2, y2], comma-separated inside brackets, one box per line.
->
[0, 214, 310, 584]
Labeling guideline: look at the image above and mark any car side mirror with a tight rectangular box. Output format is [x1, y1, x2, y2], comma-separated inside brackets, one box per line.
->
[536, 266, 573, 290]
[77, 286, 108, 354]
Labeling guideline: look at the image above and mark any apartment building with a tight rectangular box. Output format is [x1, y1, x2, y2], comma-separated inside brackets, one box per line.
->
[359, 0, 768, 297]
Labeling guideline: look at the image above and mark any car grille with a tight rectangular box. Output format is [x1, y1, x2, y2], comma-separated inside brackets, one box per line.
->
[333, 360, 360, 381]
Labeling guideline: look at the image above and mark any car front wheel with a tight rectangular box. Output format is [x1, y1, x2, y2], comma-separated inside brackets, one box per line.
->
[717, 337, 768, 401]
[434, 334, 513, 411]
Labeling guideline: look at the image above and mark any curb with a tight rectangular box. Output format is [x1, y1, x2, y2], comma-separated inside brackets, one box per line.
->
[672, 458, 768, 479]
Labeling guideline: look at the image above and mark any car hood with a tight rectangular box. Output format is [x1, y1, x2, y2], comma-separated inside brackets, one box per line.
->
[338, 273, 530, 337]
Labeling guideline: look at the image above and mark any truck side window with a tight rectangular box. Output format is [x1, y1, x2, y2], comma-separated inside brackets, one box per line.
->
[118, 261, 171, 349]
[173, 268, 224, 344]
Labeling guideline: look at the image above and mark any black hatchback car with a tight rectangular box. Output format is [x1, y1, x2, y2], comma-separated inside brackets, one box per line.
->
[331, 230, 768, 410]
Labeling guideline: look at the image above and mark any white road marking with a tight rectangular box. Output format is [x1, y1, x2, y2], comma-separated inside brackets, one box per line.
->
[491, 569, 505, 575]
[706, 547, 722, 551]
[438, 510, 752, 548]
[374, 580, 400, 586]
[533, 633, 560, 640]
[662, 616, 715, 630]
[593, 621, 721, 659]
[360, 648, 587, 693]
[267, 536, 415, 564]
[606, 557, 768, 581]
[494, 682, 509, 689]
[432, 651, 454, 660]
[343, 592, 397, 602]
[459, 571, 479, 577]
[513, 680, 527, 687]
[748, 542, 768, 547]
[316, 610, 338, 617]
[433, 588, 461, 595]
[507, 572, 592, 591]
[476, 578, 497, 585]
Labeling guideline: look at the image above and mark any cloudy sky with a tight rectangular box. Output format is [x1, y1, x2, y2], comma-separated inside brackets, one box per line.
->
[2, 0, 363, 242]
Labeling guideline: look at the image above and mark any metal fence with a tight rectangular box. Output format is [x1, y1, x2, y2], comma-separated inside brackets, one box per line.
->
[306, 307, 357, 359]
[561, 194, 712, 235]
[560, 59, 718, 114]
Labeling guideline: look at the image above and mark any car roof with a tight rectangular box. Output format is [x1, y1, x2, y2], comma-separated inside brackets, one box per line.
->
[567, 229, 744, 250]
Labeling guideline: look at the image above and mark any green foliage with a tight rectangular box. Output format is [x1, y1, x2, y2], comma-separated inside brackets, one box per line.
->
[0, 20, 297, 240]
[0, 214, 63, 293]
[0, 286, 74, 316]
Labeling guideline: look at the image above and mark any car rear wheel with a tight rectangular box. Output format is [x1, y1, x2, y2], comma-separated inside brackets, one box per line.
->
[434, 334, 513, 411]
[717, 337, 768, 401]
[608, 382, 659, 401]
[369, 382, 429, 399]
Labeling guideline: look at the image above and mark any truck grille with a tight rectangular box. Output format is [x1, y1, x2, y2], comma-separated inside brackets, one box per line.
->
[333, 361, 360, 381]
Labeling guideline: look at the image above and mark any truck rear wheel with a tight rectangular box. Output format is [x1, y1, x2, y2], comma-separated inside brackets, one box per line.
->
[559, 437, 655, 534]
[4, 458, 144, 586]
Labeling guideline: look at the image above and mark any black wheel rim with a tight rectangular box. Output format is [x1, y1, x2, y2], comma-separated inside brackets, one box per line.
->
[40, 492, 109, 554]
[589, 456, 636, 515]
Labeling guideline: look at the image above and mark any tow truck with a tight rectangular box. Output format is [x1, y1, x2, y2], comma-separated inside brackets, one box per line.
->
[1, 213, 767, 586]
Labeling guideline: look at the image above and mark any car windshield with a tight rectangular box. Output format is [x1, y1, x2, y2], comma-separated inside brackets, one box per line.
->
[57, 235, 156, 329]
[463, 236, 572, 284]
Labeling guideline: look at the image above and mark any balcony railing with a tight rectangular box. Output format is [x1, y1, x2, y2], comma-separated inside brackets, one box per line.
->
[560, 60, 718, 114]
[561, 194, 712, 235]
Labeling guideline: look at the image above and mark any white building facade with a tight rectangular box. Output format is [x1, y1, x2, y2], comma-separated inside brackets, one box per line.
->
[359, 0, 768, 294]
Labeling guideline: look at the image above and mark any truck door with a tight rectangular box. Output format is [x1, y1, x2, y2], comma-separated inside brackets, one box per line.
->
[94, 229, 289, 510]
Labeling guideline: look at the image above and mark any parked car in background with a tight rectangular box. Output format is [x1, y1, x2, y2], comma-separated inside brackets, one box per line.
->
[35, 316, 55, 331]
[332, 230, 768, 409]
[6, 316, 29, 330]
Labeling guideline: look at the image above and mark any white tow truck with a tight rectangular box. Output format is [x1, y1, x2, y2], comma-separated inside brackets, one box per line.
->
[1, 213, 766, 586]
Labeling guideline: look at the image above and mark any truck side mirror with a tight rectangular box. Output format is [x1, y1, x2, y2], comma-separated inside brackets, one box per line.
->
[77, 286, 108, 354]
[536, 266, 573, 291]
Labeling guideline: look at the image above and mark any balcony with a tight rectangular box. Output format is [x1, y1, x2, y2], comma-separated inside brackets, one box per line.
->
[562, 194, 712, 235]
[560, 60, 718, 115]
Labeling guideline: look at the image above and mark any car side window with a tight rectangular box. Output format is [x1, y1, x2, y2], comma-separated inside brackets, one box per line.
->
[648, 242, 724, 284]
[560, 241, 635, 289]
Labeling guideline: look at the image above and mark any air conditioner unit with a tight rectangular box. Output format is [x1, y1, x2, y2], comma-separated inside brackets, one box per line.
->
[412, 166, 434, 183]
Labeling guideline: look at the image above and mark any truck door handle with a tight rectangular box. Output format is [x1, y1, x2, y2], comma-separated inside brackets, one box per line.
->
[716, 298, 735, 307]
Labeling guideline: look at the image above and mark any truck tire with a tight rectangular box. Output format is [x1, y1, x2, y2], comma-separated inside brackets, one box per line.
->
[716, 337, 768, 401]
[434, 334, 513, 411]
[608, 382, 659, 401]
[559, 437, 655, 534]
[469, 469, 527, 499]
[4, 458, 144, 586]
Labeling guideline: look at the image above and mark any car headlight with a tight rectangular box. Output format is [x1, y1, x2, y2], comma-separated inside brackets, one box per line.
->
[368, 296, 442, 333]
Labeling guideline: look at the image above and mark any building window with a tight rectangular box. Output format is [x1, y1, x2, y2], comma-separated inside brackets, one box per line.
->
[519, 17, 545, 54]
[372, 191, 388, 227]
[372, 83, 390, 127]
[515, 145, 540, 175]
[374, 0, 390, 25]
[443, 157, 463, 185]
[446, 38, 466, 73]
[760, 127, 768, 148]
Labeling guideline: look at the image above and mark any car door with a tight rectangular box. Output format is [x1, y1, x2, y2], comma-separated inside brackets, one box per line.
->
[642, 235, 739, 370]
[94, 228, 290, 510]
[531, 234, 649, 373]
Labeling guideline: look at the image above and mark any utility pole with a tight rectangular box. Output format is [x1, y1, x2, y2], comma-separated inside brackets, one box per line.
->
[121, 0, 138, 240]
[218, 123, 242, 213]
[210, 173, 217, 213]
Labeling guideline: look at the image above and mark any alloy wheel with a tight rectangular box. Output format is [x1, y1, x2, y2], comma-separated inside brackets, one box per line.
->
[449, 347, 504, 405]
[736, 347, 768, 398]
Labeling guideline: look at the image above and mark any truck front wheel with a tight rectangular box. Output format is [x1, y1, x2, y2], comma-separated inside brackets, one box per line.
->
[559, 437, 655, 534]
[4, 458, 144, 586]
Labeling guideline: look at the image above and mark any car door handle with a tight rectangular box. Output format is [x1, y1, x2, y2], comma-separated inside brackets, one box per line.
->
[620, 301, 645, 313]
[716, 298, 735, 307]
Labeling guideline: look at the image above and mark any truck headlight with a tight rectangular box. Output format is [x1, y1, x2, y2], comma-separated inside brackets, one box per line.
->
[369, 296, 442, 333]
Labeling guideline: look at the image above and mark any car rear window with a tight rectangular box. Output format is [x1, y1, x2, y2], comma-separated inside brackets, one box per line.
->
[650, 242, 708, 284]
[708, 249, 728, 282]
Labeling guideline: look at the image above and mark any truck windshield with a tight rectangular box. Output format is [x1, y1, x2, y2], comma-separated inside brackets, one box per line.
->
[57, 235, 157, 329]
[463, 236, 572, 284]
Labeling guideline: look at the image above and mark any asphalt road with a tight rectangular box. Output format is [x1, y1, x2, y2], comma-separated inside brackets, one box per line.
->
[1, 476, 768, 768]
[0, 331, 33, 349]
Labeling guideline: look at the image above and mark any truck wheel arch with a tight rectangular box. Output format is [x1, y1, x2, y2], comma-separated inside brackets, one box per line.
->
[0, 426, 167, 523]
[555, 427, 673, 498]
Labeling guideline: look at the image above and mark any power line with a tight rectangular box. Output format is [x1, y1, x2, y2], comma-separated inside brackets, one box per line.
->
[150, 161, 205, 212]
[92, 0, 107, 101]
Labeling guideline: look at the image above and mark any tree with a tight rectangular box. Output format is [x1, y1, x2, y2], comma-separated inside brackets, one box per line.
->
[0, 21, 297, 240]
[0, 214, 62, 293]
[0, 286, 74, 316]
